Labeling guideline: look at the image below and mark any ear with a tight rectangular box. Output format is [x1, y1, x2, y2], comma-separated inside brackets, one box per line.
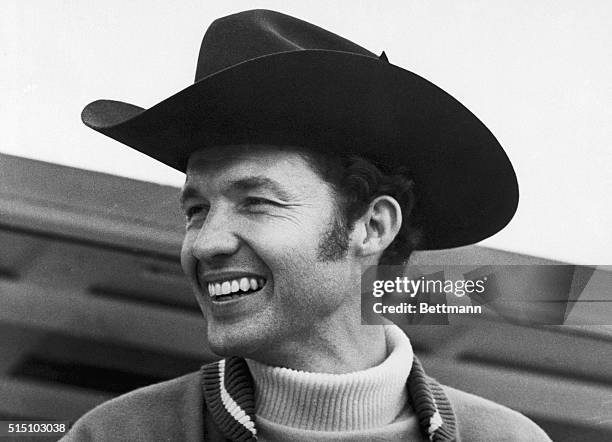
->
[354, 195, 402, 258]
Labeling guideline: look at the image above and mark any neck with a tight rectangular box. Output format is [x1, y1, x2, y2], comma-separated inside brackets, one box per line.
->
[251, 314, 387, 373]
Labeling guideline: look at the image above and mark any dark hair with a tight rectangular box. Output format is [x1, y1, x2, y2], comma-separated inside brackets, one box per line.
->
[303, 151, 422, 265]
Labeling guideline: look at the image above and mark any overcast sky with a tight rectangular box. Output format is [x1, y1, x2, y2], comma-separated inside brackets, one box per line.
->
[2, 0, 611, 264]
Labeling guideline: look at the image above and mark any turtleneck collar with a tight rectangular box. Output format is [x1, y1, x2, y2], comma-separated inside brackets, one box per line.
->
[245, 325, 413, 431]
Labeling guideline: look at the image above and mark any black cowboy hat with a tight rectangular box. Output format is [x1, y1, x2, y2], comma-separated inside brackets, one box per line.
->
[81, 9, 518, 250]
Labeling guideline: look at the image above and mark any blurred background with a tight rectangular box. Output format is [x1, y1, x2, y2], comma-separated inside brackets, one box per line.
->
[2, 1, 611, 441]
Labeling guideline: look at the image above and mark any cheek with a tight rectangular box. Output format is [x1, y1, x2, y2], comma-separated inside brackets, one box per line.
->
[246, 222, 319, 267]
[246, 226, 331, 295]
[250, 211, 323, 244]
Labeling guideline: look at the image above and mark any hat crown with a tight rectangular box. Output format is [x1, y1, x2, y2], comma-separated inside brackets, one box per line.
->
[195, 9, 376, 81]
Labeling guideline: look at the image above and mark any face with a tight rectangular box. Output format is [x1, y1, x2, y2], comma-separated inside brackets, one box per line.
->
[180, 145, 362, 359]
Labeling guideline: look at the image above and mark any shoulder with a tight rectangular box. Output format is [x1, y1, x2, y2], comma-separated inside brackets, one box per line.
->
[62, 372, 204, 442]
[442, 385, 551, 442]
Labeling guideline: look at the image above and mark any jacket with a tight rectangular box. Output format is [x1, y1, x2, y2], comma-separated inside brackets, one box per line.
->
[62, 355, 550, 441]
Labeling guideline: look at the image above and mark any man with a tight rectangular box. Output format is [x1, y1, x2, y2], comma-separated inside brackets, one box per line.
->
[64, 9, 550, 441]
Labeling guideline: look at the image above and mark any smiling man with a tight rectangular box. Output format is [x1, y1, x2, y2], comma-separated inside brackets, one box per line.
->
[64, 9, 551, 442]
[180, 147, 383, 374]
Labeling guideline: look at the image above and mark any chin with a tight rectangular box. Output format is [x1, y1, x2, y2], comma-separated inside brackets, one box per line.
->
[205, 321, 266, 359]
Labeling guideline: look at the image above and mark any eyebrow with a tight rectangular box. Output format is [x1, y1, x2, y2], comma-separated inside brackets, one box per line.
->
[180, 175, 294, 206]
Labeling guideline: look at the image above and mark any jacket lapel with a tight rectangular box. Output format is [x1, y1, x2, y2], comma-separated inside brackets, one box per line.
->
[407, 357, 458, 441]
[201, 357, 257, 441]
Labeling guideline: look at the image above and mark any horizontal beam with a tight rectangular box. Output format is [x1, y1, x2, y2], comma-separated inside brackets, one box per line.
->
[0, 281, 217, 361]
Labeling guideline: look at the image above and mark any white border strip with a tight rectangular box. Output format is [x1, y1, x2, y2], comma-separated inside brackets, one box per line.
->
[218, 359, 257, 435]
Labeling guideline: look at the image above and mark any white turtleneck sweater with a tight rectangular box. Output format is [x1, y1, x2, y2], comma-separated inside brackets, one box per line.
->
[246, 325, 423, 441]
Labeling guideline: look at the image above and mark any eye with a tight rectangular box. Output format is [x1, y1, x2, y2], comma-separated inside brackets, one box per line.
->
[241, 197, 282, 213]
[244, 197, 273, 206]
[185, 204, 208, 221]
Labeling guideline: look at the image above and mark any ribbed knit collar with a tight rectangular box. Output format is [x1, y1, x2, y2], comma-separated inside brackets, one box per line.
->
[201, 327, 458, 441]
[245, 325, 412, 431]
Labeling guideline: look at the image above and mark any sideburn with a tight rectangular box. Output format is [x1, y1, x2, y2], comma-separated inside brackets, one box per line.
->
[316, 213, 351, 262]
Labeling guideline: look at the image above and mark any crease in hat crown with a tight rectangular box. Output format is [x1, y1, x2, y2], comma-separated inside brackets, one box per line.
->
[194, 9, 378, 81]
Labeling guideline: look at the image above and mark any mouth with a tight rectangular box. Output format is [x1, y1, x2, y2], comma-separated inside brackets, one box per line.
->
[204, 276, 267, 302]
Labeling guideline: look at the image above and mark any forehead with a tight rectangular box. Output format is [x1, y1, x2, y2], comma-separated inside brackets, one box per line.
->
[183, 144, 326, 192]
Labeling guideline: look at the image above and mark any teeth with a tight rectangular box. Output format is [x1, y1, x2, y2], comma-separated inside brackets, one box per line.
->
[206, 277, 266, 298]
[240, 278, 250, 292]
[221, 281, 231, 294]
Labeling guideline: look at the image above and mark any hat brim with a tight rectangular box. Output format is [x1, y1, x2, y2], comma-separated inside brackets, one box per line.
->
[81, 50, 518, 250]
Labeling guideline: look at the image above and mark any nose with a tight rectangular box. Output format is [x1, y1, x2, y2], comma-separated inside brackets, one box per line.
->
[189, 207, 241, 264]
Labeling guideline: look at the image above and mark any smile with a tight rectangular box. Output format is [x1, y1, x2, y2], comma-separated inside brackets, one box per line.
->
[205, 276, 266, 302]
